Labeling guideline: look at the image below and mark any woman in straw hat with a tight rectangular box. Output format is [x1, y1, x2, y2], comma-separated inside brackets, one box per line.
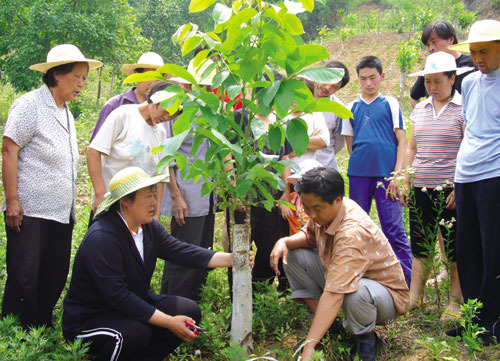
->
[1, 44, 102, 328]
[87, 81, 177, 224]
[91, 52, 165, 141]
[400, 51, 473, 321]
[63, 167, 245, 361]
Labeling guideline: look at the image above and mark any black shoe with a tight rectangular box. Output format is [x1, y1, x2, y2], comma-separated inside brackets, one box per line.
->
[354, 331, 380, 361]
[445, 326, 464, 337]
[478, 331, 498, 346]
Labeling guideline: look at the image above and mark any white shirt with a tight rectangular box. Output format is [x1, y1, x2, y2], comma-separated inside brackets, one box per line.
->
[117, 212, 144, 261]
[89, 104, 168, 192]
[2, 84, 78, 223]
[315, 94, 346, 170]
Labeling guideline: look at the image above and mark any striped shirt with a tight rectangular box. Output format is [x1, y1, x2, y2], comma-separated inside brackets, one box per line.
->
[410, 92, 463, 187]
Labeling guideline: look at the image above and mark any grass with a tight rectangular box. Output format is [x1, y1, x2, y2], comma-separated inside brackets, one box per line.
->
[1, 33, 500, 360]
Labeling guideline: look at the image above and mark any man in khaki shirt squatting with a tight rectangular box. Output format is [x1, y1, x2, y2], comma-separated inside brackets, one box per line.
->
[270, 167, 409, 361]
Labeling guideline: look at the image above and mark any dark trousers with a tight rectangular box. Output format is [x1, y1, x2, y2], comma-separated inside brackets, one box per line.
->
[455, 178, 500, 335]
[161, 213, 215, 301]
[409, 187, 457, 260]
[65, 296, 201, 361]
[250, 206, 288, 284]
[2, 215, 73, 328]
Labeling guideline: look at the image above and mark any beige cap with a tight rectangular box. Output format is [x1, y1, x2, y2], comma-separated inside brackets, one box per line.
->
[121, 52, 165, 76]
[29, 44, 102, 73]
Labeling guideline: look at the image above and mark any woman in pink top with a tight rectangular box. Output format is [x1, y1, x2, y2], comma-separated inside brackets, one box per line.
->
[401, 52, 473, 321]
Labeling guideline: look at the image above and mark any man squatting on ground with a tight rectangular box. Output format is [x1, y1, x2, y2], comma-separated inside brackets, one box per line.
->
[270, 167, 409, 361]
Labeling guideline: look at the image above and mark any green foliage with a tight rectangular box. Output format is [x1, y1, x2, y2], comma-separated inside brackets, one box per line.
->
[0, 0, 150, 92]
[145, 0, 351, 212]
[0, 315, 89, 360]
[396, 39, 419, 74]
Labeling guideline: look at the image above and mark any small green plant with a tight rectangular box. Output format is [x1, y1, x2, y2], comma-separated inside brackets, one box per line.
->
[415, 337, 458, 360]
[460, 299, 486, 357]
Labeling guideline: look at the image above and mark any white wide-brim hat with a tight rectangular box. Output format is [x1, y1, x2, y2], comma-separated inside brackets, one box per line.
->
[287, 159, 323, 185]
[409, 51, 475, 77]
[448, 19, 500, 53]
[29, 44, 103, 73]
[95, 167, 169, 216]
[121, 52, 165, 76]
[170, 58, 216, 86]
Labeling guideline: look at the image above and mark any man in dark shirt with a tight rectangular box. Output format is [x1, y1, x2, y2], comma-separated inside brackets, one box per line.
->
[410, 21, 475, 108]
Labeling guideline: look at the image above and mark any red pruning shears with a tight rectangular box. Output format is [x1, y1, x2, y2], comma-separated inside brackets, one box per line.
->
[185, 320, 203, 335]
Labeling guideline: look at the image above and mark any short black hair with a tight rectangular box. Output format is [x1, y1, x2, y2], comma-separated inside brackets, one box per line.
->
[146, 80, 175, 103]
[356, 56, 383, 75]
[295, 167, 344, 204]
[325, 60, 350, 88]
[421, 21, 458, 46]
[42, 62, 87, 88]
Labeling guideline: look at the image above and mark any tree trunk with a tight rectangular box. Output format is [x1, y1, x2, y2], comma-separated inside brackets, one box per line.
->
[97, 66, 103, 104]
[230, 208, 253, 355]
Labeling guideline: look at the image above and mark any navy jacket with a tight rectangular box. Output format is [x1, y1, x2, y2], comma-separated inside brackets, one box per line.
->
[62, 211, 215, 337]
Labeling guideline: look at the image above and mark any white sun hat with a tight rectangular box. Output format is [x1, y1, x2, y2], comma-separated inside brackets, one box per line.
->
[121, 52, 165, 76]
[448, 19, 500, 53]
[95, 167, 169, 216]
[409, 51, 475, 77]
[29, 44, 103, 73]
[287, 159, 323, 185]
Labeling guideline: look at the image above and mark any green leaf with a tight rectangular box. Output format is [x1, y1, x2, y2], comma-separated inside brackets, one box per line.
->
[227, 85, 243, 100]
[260, 80, 281, 106]
[295, 67, 344, 84]
[309, 98, 353, 119]
[189, 0, 216, 13]
[181, 35, 202, 56]
[285, 44, 330, 75]
[172, 23, 198, 44]
[212, 69, 230, 89]
[268, 125, 283, 154]
[158, 130, 190, 156]
[193, 49, 211, 68]
[286, 117, 309, 157]
[201, 181, 218, 197]
[172, 106, 199, 135]
[156, 155, 176, 174]
[196, 92, 220, 109]
[274, 80, 295, 118]
[213, 3, 232, 24]
[122, 71, 164, 84]
[250, 117, 266, 139]
[283, 13, 304, 35]
[157, 64, 198, 86]
[236, 179, 253, 198]
[299, 0, 314, 12]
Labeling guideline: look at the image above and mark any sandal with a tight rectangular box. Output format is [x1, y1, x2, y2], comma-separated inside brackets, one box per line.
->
[440, 301, 462, 321]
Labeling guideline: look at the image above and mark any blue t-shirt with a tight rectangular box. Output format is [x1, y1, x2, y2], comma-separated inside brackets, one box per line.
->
[455, 69, 500, 183]
[341, 94, 405, 178]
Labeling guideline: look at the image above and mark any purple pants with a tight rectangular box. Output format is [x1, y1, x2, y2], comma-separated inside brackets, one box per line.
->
[349, 176, 413, 284]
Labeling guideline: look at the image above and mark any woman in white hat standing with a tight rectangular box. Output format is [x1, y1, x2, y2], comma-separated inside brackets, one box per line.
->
[1, 44, 102, 328]
[90, 52, 165, 141]
[62, 167, 244, 360]
[400, 51, 473, 320]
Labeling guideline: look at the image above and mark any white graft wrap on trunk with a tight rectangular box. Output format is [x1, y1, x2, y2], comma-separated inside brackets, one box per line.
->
[230, 222, 253, 354]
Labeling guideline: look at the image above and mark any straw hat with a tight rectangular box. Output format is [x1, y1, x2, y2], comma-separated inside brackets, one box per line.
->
[448, 19, 500, 53]
[287, 159, 323, 185]
[29, 44, 102, 73]
[170, 58, 216, 86]
[121, 52, 165, 76]
[95, 167, 169, 216]
[409, 51, 475, 77]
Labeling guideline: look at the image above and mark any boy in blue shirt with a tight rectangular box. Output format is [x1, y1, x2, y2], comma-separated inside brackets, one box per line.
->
[341, 56, 412, 284]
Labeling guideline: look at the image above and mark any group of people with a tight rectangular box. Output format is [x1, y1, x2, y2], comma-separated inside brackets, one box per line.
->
[1, 16, 499, 361]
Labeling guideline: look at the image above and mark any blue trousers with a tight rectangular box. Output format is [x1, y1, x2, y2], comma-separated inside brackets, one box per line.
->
[455, 178, 500, 336]
[349, 176, 413, 284]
